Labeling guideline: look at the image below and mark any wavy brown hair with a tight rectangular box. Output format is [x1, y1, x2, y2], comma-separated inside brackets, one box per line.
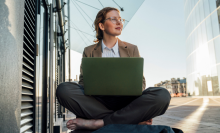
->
[93, 7, 120, 43]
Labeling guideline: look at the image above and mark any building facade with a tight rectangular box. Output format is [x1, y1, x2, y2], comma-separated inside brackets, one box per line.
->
[184, 0, 220, 96]
[0, 0, 69, 132]
[155, 78, 187, 96]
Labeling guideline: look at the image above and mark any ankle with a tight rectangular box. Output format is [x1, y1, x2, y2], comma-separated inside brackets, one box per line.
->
[93, 119, 104, 129]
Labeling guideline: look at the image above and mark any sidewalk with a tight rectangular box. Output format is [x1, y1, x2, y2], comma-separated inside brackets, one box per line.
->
[63, 97, 220, 133]
[153, 97, 220, 133]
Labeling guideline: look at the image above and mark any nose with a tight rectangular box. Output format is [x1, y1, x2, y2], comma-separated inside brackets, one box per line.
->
[116, 20, 121, 25]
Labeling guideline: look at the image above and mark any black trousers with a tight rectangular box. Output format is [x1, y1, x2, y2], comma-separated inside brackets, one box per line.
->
[56, 82, 171, 125]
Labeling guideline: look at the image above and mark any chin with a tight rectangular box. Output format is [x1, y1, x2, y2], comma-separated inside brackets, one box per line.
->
[114, 32, 122, 36]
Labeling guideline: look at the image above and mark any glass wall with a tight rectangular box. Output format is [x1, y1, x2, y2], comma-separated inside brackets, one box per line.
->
[184, 0, 220, 96]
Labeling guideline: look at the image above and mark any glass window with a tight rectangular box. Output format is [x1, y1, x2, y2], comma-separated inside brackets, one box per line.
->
[188, 1, 191, 17]
[191, 56, 194, 75]
[199, 0, 205, 21]
[189, 0, 193, 15]
[196, 6, 200, 25]
[186, 2, 188, 18]
[193, 0, 197, 8]
[216, 65, 220, 95]
[190, 52, 193, 73]
[192, 32, 196, 51]
[208, 40, 217, 66]
[189, 37, 193, 55]
[210, 66, 218, 96]
[190, 17, 193, 34]
[214, 36, 220, 63]
[188, 18, 190, 36]
[188, 39, 191, 56]
[205, 16, 213, 41]
[218, 8, 220, 32]
[201, 21, 207, 43]
[186, 21, 189, 37]
[211, 11, 220, 38]
[209, 0, 217, 12]
[203, 0, 211, 18]
[193, 11, 197, 30]
[190, 56, 192, 74]
[195, 29, 199, 49]
[191, 36, 194, 53]
[198, 26, 203, 47]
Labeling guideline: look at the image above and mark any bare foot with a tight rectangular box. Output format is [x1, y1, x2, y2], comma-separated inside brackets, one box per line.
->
[66, 118, 104, 130]
[138, 119, 153, 125]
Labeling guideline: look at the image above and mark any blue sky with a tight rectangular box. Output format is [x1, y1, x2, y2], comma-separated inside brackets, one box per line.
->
[119, 0, 186, 87]
[70, 0, 186, 88]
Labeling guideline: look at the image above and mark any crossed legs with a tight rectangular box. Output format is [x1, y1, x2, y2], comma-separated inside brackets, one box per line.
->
[56, 82, 171, 130]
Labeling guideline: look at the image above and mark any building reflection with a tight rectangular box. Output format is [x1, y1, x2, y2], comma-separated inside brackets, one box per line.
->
[184, 0, 220, 96]
[194, 74, 219, 96]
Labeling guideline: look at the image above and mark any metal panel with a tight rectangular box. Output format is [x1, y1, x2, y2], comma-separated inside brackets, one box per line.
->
[21, 0, 36, 132]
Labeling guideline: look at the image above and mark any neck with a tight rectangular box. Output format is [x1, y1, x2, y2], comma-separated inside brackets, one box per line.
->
[102, 34, 118, 49]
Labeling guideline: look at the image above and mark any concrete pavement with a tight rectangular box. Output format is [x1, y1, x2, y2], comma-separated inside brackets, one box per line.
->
[63, 97, 220, 133]
[153, 97, 220, 133]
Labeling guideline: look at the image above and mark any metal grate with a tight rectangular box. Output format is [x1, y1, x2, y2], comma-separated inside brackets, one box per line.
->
[21, 0, 36, 132]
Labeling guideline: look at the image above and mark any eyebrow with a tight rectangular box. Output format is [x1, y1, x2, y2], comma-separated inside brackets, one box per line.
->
[110, 16, 121, 18]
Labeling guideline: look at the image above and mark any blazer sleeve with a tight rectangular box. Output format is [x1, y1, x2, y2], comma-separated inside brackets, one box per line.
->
[133, 45, 146, 91]
[78, 48, 87, 87]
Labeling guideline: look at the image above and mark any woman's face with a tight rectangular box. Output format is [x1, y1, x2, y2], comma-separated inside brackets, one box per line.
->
[99, 10, 123, 36]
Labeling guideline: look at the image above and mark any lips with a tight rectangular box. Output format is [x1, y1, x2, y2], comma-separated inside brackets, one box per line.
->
[116, 27, 121, 30]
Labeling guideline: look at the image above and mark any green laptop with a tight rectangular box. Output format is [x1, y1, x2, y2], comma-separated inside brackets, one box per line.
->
[82, 57, 143, 96]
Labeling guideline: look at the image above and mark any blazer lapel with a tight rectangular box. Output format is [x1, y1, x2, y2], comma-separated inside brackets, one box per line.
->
[92, 41, 102, 57]
[92, 38, 130, 57]
[118, 38, 130, 57]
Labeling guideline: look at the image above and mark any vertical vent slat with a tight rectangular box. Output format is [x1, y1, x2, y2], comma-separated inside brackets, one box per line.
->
[23, 49, 34, 60]
[29, 0, 35, 9]
[23, 41, 34, 54]
[24, 34, 35, 48]
[24, 6, 34, 22]
[24, 11, 35, 27]
[25, 2, 35, 20]
[24, 27, 35, 42]
[24, 20, 35, 34]
[21, 0, 35, 132]
[23, 55, 34, 66]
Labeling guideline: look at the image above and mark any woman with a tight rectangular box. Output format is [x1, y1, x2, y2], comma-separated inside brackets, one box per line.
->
[56, 7, 171, 131]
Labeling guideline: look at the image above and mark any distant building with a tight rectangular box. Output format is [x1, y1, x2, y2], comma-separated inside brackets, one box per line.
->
[155, 78, 187, 97]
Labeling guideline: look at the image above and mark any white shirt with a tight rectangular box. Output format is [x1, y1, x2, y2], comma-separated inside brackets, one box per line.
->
[101, 39, 120, 57]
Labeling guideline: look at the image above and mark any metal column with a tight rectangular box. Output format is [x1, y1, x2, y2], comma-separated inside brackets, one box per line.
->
[49, 4, 54, 133]
[68, 0, 71, 82]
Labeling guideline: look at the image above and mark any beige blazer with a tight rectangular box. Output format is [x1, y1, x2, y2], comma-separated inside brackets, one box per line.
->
[78, 38, 146, 91]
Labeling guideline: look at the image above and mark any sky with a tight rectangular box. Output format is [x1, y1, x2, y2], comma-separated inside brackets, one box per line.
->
[70, 0, 186, 88]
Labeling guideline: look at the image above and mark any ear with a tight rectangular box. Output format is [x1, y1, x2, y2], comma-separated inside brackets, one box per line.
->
[99, 23, 105, 31]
